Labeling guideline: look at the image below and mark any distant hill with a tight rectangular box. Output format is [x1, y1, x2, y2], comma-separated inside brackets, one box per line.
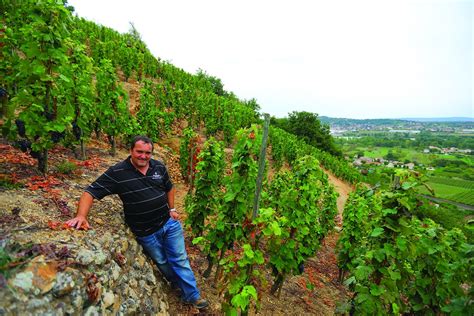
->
[400, 117, 473, 122]
[320, 116, 473, 125]
[319, 116, 408, 125]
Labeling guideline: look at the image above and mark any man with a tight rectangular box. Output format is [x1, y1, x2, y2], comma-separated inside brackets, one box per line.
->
[66, 135, 208, 309]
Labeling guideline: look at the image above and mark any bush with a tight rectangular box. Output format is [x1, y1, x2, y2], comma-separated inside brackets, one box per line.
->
[0, 174, 22, 189]
[55, 160, 77, 174]
[419, 201, 473, 240]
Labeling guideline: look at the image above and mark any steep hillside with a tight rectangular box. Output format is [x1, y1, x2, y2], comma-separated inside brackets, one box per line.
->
[0, 130, 354, 315]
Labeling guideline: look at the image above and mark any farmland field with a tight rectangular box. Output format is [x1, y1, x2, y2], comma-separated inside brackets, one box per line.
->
[417, 177, 474, 206]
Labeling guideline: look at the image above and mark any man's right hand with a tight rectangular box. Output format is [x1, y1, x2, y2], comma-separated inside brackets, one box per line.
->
[66, 216, 90, 230]
[67, 192, 94, 230]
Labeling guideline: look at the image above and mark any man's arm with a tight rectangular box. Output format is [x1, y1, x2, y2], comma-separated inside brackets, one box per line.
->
[66, 191, 94, 229]
[167, 187, 179, 220]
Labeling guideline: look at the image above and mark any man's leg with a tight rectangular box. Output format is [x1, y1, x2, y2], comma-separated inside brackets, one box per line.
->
[136, 230, 180, 287]
[162, 218, 201, 303]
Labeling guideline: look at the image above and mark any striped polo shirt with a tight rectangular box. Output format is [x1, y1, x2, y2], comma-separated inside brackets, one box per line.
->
[85, 156, 173, 237]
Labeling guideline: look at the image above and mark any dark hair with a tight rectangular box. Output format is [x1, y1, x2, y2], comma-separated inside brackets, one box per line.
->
[130, 135, 154, 151]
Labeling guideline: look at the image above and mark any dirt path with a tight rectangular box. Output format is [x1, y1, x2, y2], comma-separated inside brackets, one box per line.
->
[324, 170, 354, 216]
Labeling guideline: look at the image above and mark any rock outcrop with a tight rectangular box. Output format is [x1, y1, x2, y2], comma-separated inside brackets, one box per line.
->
[1, 222, 169, 315]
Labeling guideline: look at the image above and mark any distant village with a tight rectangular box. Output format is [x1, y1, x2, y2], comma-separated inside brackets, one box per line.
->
[423, 146, 471, 154]
[352, 156, 418, 170]
[328, 118, 474, 136]
[352, 146, 472, 171]
[326, 118, 474, 172]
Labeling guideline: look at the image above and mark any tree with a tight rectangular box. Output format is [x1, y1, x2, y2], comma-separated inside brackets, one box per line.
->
[284, 111, 341, 156]
[196, 69, 227, 96]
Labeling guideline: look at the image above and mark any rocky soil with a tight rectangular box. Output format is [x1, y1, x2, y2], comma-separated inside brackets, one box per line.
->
[0, 137, 353, 315]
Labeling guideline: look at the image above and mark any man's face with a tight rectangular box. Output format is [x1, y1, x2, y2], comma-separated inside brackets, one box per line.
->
[130, 140, 153, 168]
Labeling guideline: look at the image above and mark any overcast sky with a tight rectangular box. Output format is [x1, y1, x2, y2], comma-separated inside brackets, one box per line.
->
[68, 0, 472, 119]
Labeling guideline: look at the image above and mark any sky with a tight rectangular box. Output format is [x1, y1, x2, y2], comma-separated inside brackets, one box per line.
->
[68, 0, 473, 119]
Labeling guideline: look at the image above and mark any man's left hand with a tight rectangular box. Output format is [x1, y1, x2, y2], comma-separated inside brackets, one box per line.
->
[170, 208, 179, 220]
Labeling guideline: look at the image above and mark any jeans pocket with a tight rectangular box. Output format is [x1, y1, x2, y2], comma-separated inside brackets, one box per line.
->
[136, 232, 156, 245]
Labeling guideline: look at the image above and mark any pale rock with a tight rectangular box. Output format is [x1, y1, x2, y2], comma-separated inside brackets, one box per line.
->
[121, 284, 130, 296]
[87, 239, 101, 250]
[159, 300, 168, 314]
[27, 296, 51, 309]
[129, 278, 137, 288]
[71, 288, 84, 309]
[110, 261, 121, 281]
[76, 249, 95, 265]
[144, 271, 156, 284]
[94, 218, 104, 225]
[53, 272, 75, 297]
[121, 274, 129, 283]
[84, 305, 100, 316]
[100, 232, 114, 248]
[100, 274, 109, 285]
[133, 256, 145, 269]
[94, 250, 107, 265]
[102, 291, 115, 309]
[129, 240, 139, 252]
[120, 239, 129, 253]
[128, 287, 139, 301]
[11, 271, 34, 292]
[125, 298, 137, 313]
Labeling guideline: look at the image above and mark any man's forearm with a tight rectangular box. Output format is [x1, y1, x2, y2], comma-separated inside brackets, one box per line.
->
[167, 187, 175, 209]
[77, 191, 94, 218]
[66, 191, 94, 229]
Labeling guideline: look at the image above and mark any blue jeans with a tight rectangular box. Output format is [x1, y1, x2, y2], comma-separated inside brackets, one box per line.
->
[136, 218, 200, 302]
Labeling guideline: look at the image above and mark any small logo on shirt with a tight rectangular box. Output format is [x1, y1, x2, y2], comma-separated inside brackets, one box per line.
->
[152, 172, 162, 180]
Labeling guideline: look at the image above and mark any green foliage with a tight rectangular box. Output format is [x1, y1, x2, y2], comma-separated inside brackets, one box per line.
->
[196, 69, 227, 96]
[336, 129, 474, 151]
[0, 176, 22, 190]
[3, 0, 261, 173]
[55, 160, 77, 174]
[194, 126, 267, 313]
[193, 126, 340, 313]
[270, 127, 360, 183]
[418, 201, 474, 240]
[179, 128, 201, 183]
[62, 36, 95, 159]
[3, 0, 75, 172]
[264, 155, 338, 292]
[201, 126, 260, 255]
[136, 79, 174, 140]
[185, 137, 225, 237]
[277, 111, 341, 156]
[338, 171, 472, 314]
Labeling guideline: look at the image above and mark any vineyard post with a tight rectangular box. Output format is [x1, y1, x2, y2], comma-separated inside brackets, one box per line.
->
[252, 113, 270, 219]
[189, 143, 194, 192]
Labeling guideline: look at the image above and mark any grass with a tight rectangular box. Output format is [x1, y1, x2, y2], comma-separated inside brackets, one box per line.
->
[429, 177, 474, 190]
[417, 179, 474, 206]
[55, 160, 78, 174]
[0, 175, 22, 189]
